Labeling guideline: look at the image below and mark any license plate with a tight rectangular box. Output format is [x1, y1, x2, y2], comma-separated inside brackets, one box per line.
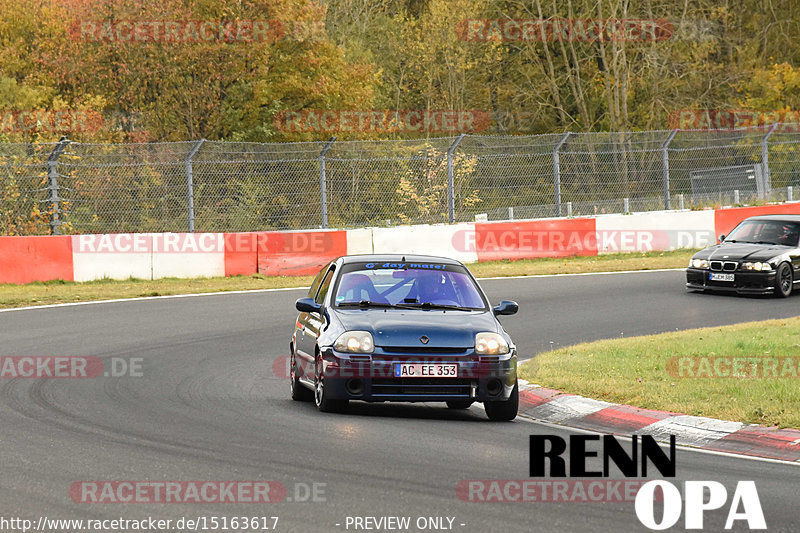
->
[394, 363, 458, 378]
[709, 272, 735, 282]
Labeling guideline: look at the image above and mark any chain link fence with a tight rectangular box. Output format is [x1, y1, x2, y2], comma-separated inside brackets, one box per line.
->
[3, 127, 800, 235]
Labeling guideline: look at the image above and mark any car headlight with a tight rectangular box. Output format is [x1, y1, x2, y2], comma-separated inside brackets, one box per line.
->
[475, 332, 509, 355]
[742, 262, 772, 271]
[334, 331, 374, 353]
[690, 258, 710, 269]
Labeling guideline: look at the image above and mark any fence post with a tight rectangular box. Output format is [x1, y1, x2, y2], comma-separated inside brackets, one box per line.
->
[46, 137, 70, 235]
[446, 134, 466, 224]
[185, 139, 205, 233]
[553, 132, 571, 216]
[662, 129, 678, 210]
[318, 136, 336, 228]
[761, 123, 777, 200]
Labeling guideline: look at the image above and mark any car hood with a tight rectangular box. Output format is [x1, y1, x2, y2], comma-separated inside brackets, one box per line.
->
[695, 242, 791, 262]
[334, 309, 499, 348]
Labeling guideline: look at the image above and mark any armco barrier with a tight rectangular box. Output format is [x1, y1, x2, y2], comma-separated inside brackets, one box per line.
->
[72, 234, 152, 282]
[1, 203, 799, 284]
[72, 233, 225, 281]
[256, 230, 348, 277]
[0, 235, 73, 284]
[371, 223, 477, 264]
[593, 210, 716, 254]
[150, 233, 225, 279]
[224, 232, 259, 277]
[714, 203, 800, 238]
[474, 218, 597, 261]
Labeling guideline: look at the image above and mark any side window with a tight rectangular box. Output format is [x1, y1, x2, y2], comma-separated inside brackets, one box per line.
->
[307, 264, 329, 298]
[314, 269, 335, 305]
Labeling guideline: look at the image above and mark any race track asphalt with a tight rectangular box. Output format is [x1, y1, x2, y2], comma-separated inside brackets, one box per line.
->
[1, 269, 798, 532]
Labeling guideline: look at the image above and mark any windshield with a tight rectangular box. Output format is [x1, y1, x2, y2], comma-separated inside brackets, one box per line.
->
[725, 220, 800, 246]
[334, 262, 487, 310]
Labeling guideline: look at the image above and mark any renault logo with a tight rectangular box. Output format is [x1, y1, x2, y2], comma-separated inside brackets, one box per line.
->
[420, 335, 429, 344]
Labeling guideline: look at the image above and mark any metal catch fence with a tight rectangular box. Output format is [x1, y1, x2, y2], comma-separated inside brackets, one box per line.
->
[2, 126, 800, 235]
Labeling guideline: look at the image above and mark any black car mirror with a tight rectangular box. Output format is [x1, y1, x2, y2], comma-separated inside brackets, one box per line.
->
[296, 297, 322, 313]
[493, 300, 518, 316]
[718, 234, 726, 242]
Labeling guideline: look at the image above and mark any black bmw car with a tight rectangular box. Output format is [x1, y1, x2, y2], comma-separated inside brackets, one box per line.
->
[686, 214, 800, 297]
[289, 255, 520, 421]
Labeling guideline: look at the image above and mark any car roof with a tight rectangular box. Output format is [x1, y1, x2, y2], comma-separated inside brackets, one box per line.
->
[744, 214, 800, 223]
[337, 254, 464, 266]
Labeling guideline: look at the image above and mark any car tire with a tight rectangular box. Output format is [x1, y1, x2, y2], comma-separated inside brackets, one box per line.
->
[445, 400, 473, 409]
[775, 263, 793, 298]
[314, 354, 348, 413]
[484, 381, 519, 421]
[290, 349, 313, 402]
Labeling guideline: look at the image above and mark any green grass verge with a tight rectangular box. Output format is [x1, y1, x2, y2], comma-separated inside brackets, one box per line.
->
[519, 317, 800, 428]
[0, 249, 694, 309]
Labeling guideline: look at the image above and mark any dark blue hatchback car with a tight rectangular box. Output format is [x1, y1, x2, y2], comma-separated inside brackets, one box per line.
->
[290, 255, 519, 421]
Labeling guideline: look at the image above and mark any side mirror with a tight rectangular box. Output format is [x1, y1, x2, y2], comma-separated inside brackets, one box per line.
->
[493, 300, 518, 316]
[296, 297, 322, 313]
[718, 234, 726, 243]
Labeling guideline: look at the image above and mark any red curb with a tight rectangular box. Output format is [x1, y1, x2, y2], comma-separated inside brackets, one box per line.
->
[519, 387, 563, 410]
[519, 384, 800, 463]
[576, 405, 676, 434]
[703, 426, 800, 462]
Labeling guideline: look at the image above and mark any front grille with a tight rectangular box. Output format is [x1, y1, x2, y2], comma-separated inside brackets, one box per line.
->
[381, 346, 469, 355]
[371, 378, 472, 397]
[371, 354, 471, 363]
[710, 261, 738, 271]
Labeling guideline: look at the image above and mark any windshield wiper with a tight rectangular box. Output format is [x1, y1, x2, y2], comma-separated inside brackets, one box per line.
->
[337, 300, 394, 308]
[403, 302, 476, 311]
[337, 300, 419, 310]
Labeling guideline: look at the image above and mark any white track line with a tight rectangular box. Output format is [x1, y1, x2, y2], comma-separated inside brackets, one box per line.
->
[478, 267, 684, 281]
[0, 286, 310, 313]
[510, 410, 800, 467]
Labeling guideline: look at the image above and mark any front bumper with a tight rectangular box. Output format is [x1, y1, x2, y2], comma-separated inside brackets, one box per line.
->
[686, 267, 776, 295]
[319, 347, 517, 403]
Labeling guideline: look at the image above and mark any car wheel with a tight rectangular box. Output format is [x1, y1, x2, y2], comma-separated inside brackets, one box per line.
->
[314, 354, 348, 413]
[290, 349, 313, 402]
[775, 263, 793, 298]
[445, 400, 473, 409]
[484, 381, 519, 421]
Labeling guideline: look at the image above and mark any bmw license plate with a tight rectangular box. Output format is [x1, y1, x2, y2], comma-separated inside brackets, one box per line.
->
[709, 272, 734, 282]
[394, 363, 458, 378]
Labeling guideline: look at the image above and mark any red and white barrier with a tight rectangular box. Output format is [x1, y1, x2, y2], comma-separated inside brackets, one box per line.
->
[1, 203, 798, 284]
[371, 223, 478, 263]
[594, 210, 716, 254]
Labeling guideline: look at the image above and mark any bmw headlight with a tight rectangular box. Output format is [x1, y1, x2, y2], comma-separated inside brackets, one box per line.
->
[690, 258, 710, 269]
[334, 331, 374, 353]
[742, 262, 772, 271]
[475, 332, 509, 355]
